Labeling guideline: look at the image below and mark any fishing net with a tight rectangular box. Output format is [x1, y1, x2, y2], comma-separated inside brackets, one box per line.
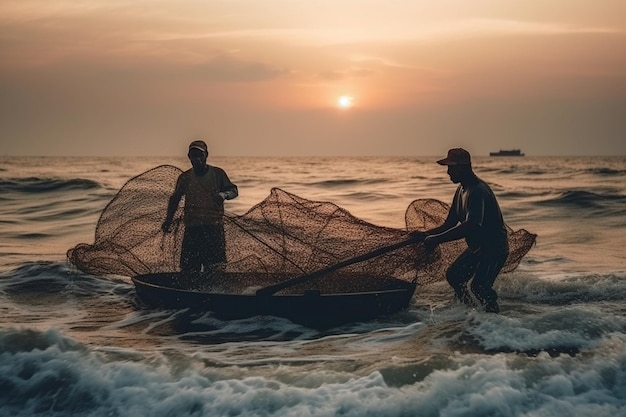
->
[67, 165, 536, 294]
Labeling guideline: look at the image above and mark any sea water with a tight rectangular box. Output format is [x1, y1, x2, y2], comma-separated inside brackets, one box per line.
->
[1, 155, 625, 417]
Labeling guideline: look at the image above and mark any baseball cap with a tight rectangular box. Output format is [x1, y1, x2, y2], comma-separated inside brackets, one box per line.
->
[436, 148, 471, 166]
[188, 140, 208, 154]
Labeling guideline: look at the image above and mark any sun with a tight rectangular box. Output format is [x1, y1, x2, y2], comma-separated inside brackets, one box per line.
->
[337, 95, 354, 109]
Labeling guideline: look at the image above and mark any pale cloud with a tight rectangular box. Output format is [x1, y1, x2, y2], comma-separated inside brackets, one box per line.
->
[130, 19, 624, 47]
[428, 19, 622, 39]
[348, 55, 410, 69]
[189, 53, 288, 82]
[5, 0, 620, 46]
[316, 63, 376, 81]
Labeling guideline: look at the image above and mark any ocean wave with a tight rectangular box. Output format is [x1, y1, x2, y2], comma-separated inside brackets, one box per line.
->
[498, 190, 536, 199]
[502, 273, 626, 305]
[0, 327, 82, 354]
[586, 167, 626, 176]
[0, 262, 73, 295]
[167, 311, 321, 343]
[8, 232, 53, 239]
[309, 178, 389, 188]
[0, 261, 128, 298]
[503, 168, 549, 176]
[479, 166, 549, 176]
[338, 191, 395, 201]
[480, 161, 626, 179]
[0, 177, 102, 193]
[538, 190, 626, 211]
[0, 327, 625, 417]
[464, 306, 626, 356]
[412, 272, 626, 356]
[114, 304, 418, 345]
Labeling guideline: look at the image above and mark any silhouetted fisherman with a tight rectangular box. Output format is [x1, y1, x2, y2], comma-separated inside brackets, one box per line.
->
[412, 148, 509, 313]
[162, 140, 238, 272]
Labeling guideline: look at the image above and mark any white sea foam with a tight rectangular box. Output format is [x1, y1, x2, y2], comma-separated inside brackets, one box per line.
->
[466, 306, 626, 353]
[1, 328, 625, 417]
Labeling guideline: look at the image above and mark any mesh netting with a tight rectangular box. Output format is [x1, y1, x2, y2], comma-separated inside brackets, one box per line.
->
[67, 165, 536, 294]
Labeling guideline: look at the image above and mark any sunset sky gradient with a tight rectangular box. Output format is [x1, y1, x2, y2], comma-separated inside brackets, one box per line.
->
[1, 0, 625, 156]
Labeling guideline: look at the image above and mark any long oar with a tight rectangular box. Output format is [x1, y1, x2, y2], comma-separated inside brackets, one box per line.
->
[256, 237, 419, 297]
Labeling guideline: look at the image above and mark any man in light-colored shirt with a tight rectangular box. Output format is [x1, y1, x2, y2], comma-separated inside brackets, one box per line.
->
[162, 140, 238, 272]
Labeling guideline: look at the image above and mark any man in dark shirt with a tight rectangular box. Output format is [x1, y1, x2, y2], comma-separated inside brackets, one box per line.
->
[414, 148, 509, 313]
[162, 140, 238, 272]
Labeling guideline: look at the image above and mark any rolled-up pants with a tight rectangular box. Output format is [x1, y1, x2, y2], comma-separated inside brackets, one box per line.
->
[446, 249, 508, 309]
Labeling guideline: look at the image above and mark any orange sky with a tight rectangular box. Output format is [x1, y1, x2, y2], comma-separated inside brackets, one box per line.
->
[1, 1, 625, 156]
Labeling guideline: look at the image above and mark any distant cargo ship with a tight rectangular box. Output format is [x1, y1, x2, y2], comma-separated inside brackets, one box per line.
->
[489, 149, 525, 157]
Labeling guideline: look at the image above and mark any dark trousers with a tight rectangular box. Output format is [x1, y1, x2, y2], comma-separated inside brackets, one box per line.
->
[180, 224, 226, 272]
[446, 249, 508, 312]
